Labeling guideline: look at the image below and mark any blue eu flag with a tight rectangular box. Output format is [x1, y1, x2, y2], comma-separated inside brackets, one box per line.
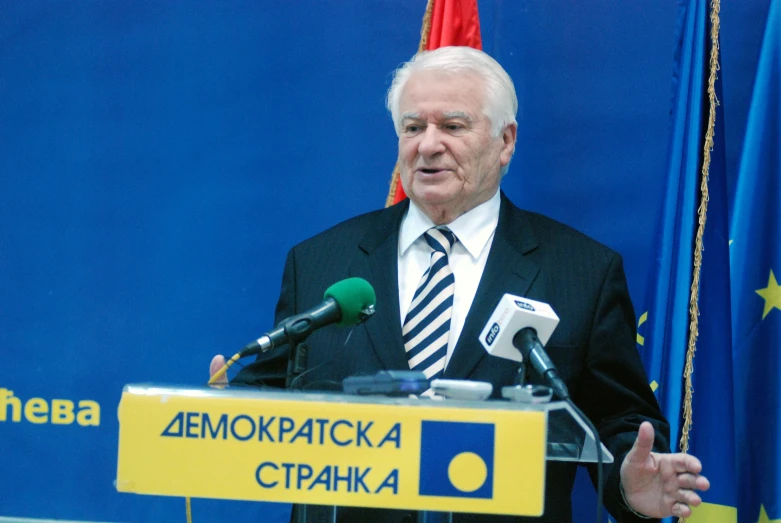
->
[639, 0, 738, 520]
[639, 0, 712, 449]
[731, 0, 781, 520]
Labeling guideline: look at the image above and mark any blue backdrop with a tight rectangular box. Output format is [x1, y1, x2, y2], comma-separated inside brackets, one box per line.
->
[0, 1, 768, 522]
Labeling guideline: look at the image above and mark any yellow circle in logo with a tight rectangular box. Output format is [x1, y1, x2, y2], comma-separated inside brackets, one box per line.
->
[447, 451, 487, 492]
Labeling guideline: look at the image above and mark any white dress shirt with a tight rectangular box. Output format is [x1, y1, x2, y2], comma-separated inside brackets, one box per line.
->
[397, 190, 501, 368]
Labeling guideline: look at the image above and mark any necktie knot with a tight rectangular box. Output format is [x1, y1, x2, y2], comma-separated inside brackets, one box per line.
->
[424, 227, 457, 257]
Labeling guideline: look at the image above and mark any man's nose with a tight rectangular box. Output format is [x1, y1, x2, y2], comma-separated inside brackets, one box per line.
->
[418, 126, 446, 156]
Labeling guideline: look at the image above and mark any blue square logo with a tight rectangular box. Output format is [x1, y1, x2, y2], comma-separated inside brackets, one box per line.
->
[418, 421, 494, 499]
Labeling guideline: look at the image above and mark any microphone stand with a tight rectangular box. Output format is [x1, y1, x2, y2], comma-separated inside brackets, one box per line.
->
[285, 340, 309, 389]
[287, 340, 312, 523]
[514, 361, 527, 386]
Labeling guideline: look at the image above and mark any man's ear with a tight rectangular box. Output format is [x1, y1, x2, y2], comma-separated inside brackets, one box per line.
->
[499, 123, 518, 166]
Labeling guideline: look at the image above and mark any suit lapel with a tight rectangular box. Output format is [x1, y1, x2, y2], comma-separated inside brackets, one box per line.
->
[444, 194, 542, 379]
[349, 201, 409, 371]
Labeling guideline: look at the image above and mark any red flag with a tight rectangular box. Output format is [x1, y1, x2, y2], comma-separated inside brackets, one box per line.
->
[426, 0, 482, 51]
[385, 0, 482, 207]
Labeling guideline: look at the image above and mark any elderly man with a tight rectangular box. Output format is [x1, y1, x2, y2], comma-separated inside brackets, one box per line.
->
[213, 46, 708, 522]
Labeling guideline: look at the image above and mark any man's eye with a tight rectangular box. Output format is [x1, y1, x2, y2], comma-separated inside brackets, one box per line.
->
[404, 125, 422, 133]
[444, 123, 464, 131]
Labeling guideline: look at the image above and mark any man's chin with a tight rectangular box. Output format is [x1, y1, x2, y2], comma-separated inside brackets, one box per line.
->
[410, 193, 455, 210]
[409, 193, 464, 223]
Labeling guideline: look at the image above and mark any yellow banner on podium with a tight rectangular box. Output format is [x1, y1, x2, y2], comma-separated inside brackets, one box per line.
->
[117, 386, 546, 516]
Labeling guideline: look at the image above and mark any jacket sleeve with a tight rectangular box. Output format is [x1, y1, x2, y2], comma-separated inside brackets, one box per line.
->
[577, 253, 670, 522]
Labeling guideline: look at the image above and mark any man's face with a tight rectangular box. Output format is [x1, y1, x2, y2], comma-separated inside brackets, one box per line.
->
[397, 70, 516, 224]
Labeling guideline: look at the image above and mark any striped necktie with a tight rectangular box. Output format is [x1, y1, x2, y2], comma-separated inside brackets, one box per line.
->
[403, 227, 457, 380]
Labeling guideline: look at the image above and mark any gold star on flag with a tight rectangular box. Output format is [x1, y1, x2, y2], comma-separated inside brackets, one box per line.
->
[756, 270, 781, 319]
[756, 504, 781, 523]
[636, 311, 647, 346]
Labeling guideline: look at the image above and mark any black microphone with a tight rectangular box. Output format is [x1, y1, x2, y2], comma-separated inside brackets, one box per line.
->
[512, 327, 569, 400]
[240, 278, 376, 357]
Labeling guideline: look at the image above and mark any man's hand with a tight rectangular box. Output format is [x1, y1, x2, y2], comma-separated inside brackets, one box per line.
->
[209, 354, 229, 386]
[620, 421, 710, 518]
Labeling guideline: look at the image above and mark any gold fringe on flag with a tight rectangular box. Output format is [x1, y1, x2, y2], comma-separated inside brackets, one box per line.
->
[385, 0, 436, 208]
[385, 164, 403, 208]
[417, 0, 436, 53]
[679, 1, 721, 520]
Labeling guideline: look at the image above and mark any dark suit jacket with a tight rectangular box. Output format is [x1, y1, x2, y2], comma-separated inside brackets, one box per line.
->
[236, 193, 669, 523]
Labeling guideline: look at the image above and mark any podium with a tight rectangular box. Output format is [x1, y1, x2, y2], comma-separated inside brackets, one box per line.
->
[116, 384, 612, 518]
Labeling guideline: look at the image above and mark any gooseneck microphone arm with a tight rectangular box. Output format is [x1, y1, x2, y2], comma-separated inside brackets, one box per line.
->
[239, 277, 377, 358]
[512, 327, 570, 400]
[207, 277, 377, 386]
[240, 298, 342, 357]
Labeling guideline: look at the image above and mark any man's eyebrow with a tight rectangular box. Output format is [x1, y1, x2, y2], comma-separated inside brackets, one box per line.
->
[400, 111, 473, 121]
[441, 111, 472, 121]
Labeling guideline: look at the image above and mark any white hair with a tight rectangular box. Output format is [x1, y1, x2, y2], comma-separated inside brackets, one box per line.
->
[386, 46, 518, 138]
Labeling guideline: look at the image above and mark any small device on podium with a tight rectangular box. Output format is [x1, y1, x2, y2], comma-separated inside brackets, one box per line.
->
[342, 370, 429, 396]
[341, 371, 493, 401]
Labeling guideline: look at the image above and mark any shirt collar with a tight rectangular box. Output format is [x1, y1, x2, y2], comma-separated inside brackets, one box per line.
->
[399, 190, 501, 259]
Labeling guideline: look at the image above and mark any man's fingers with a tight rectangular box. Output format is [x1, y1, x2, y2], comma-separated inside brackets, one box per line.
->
[209, 354, 226, 377]
[672, 502, 693, 518]
[669, 452, 703, 474]
[209, 354, 228, 384]
[675, 473, 699, 490]
[675, 489, 702, 507]
[625, 421, 656, 466]
[676, 473, 711, 491]
[696, 475, 711, 491]
[668, 482, 707, 517]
